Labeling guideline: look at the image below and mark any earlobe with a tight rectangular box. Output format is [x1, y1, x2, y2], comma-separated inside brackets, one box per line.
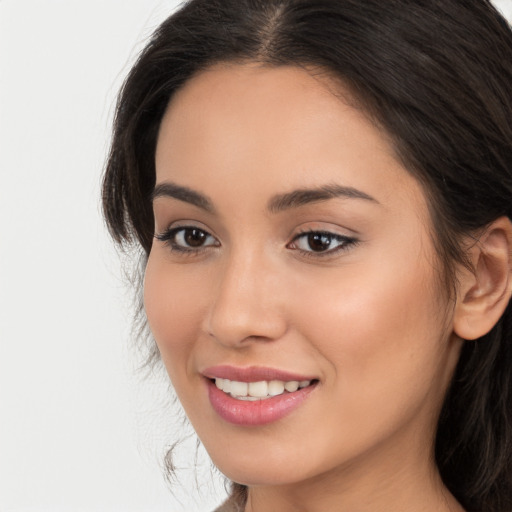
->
[453, 216, 512, 341]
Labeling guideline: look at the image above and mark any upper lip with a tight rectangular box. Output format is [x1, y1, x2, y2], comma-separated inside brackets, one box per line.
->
[202, 365, 317, 383]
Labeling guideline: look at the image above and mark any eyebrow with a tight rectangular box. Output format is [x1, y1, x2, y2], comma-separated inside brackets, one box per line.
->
[267, 184, 379, 213]
[151, 182, 215, 213]
[151, 181, 378, 214]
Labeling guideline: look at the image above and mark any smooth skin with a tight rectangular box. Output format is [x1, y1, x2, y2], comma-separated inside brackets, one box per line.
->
[144, 64, 512, 512]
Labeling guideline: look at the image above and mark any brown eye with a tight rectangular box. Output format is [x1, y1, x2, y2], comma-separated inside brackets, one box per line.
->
[183, 228, 208, 247]
[307, 233, 333, 252]
[289, 231, 357, 256]
[173, 227, 218, 249]
[155, 226, 219, 252]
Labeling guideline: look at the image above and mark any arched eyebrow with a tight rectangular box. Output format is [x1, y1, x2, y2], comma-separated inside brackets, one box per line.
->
[151, 181, 378, 213]
[152, 182, 215, 213]
[267, 184, 379, 213]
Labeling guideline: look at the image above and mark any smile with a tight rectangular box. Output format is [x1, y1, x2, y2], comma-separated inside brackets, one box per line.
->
[215, 378, 312, 400]
[203, 367, 318, 426]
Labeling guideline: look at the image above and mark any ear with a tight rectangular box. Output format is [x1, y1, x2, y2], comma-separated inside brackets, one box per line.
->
[453, 216, 512, 340]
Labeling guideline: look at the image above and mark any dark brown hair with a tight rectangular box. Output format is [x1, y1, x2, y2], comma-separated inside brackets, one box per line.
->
[102, 1, 512, 510]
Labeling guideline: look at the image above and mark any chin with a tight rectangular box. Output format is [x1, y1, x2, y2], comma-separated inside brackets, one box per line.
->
[217, 463, 305, 487]
[207, 444, 326, 488]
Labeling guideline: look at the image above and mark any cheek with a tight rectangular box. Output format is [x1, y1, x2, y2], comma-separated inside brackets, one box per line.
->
[290, 248, 449, 405]
[143, 254, 206, 381]
[278, 256, 453, 469]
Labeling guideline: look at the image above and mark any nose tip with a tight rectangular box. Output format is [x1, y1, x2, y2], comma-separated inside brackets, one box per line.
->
[204, 259, 287, 348]
[207, 304, 286, 347]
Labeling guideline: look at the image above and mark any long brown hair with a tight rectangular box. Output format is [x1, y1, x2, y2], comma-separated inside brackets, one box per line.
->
[103, 1, 512, 509]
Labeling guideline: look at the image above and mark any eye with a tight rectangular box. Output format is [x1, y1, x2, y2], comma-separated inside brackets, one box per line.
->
[288, 230, 357, 255]
[155, 226, 219, 252]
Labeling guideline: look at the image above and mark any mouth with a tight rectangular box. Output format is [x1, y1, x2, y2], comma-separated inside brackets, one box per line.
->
[211, 377, 315, 401]
[202, 366, 319, 426]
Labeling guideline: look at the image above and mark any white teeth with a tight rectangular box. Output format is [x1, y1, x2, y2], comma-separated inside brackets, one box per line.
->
[268, 380, 285, 396]
[221, 379, 231, 393]
[248, 381, 268, 398]
[230, 381, 248, 396]
[284, 381, 299, 392]
[214, 378, 312, 400]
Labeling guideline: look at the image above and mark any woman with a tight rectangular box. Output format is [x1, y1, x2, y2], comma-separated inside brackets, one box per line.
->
[102, 1, 512, 510]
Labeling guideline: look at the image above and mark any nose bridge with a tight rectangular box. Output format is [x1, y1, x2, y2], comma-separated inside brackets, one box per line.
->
[206, 243, 286, 346]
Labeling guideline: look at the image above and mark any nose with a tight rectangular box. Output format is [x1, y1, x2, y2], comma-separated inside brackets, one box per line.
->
[204, 249, 288, 348]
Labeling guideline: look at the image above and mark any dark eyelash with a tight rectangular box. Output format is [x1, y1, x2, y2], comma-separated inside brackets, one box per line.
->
[154, 226, 178, 243]
[154, 226, 215, 254]
[290, 230, 359, 258]
[154, 227, 357, 258]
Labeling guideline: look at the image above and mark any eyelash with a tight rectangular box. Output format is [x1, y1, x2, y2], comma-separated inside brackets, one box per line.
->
[288, 230, 358, 258]
[154, 226, 358, 258]
[154, 226, 219, 255]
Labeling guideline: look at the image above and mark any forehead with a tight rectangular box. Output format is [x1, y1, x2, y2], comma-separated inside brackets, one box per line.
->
[155, 63, 428, 220]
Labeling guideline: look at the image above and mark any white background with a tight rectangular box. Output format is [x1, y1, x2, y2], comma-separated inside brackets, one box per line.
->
[1, 1, 511, 511]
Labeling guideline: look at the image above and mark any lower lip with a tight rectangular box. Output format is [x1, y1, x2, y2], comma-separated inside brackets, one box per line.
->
[206, 379, 317, 426]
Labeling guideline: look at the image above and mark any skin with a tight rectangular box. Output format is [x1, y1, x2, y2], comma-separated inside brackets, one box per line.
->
[144, 64, 467, 512]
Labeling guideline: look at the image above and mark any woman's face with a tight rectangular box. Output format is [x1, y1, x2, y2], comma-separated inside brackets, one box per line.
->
[145, 64, 463, 487]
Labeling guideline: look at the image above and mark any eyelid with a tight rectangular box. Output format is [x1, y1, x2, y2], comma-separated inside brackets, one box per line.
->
[154, 218, 217, 241]
[153, 222, 358, 258]
[154, 224, 220, 254]
[288, 228, 359, 258]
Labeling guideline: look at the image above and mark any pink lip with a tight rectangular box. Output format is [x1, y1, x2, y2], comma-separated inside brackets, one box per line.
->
[202, 365, 316, 383]
[202, 366, 318, 427]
